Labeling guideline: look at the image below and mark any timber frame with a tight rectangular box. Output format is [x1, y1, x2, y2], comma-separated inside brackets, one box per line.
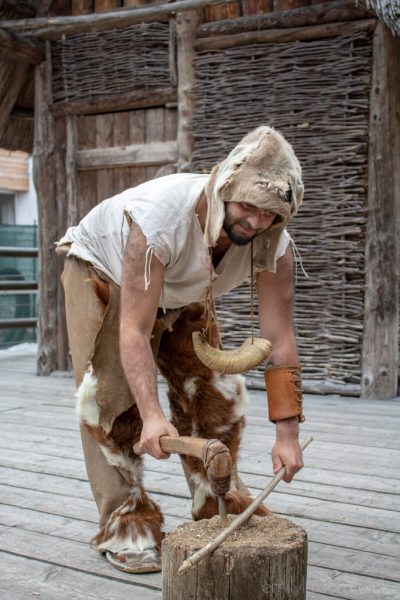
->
[0, 0, 399, 399]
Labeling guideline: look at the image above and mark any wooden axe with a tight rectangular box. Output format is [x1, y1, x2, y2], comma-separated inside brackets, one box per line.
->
[134, 436, 231, 525]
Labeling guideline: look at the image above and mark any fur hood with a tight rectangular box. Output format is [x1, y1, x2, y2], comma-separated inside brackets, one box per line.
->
[204, 125, 304, 272]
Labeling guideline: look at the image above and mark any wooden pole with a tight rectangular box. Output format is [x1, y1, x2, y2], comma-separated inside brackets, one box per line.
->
[0, 0, 238, 40]
[55, 116, 69, 371]
[195, 18, 376, 51]
[176, 10, 199, 173]
[196, 0, 371, 37]
[66, 116, 79, 229]
[33, 57, 59, 375]
[33, 40, 69, 373]
[361, 23, 400, 400]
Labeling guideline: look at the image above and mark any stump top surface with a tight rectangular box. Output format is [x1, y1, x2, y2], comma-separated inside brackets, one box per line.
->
[164, 514, 307, 555]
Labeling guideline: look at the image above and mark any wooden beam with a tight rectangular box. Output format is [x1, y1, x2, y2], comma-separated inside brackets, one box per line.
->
[33, 41, 69, 374]
[51, 87, 177, 116]
[195, 18, 376, 51]
[0, 29, 45, 64]
[76, 141, 178, 170]
[0, 61, 29, 138]
[361, 23, 400, 400]
[0, 0, 240, 40]
[176, 10, 199, 172]
[197, 0, 371, 37]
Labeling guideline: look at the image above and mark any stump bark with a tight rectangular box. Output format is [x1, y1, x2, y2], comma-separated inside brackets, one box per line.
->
[163, 514, 307, 599]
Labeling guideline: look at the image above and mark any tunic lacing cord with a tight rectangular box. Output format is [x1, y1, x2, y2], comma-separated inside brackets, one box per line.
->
[290, 238, 308, 284]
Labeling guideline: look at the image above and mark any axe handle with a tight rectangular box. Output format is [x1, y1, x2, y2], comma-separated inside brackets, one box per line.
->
[134, 435, 232, 501]
[133, 435, 210, 459]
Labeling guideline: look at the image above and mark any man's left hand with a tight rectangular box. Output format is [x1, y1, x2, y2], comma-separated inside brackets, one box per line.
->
[272, 417, 304, 483]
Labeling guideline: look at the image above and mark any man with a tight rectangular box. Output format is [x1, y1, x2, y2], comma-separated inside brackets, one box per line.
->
[57, 125, 305, 574]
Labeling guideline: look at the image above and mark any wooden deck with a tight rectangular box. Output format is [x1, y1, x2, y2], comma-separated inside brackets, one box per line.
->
[0, 347, 399, 600]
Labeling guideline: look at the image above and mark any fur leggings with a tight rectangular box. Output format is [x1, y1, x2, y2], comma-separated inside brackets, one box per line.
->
[62, 256, 268, 556]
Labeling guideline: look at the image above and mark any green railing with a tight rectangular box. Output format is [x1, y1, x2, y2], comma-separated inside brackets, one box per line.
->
[0, 225, 38, 349]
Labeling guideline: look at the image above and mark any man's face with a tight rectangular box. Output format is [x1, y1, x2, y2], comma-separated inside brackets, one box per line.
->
[223, 202, 276, 246]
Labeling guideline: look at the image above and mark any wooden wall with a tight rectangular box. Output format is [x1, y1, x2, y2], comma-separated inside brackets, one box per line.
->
[191, 29, 373, 392]
[74, 108, 177, 220]
[34, 17, 178, 372]
[28, 0, 400, 399]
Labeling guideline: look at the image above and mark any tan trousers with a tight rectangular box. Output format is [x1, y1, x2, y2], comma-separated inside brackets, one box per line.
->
[61, 254, 267, 554]
[61, 256, 132, 527]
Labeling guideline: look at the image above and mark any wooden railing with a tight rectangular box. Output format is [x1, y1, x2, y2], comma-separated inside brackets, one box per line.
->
[0, 246, 38, 330]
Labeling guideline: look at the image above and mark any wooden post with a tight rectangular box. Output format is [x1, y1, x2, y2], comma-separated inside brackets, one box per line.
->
[47, 113, 79, 372]
[163, 514, 307, 599]
[66, 115, 79, 226]
[33, 58, 59, 375]
[361, 23, 400, 400]
[33, 40, 69, 373]
[55, 116, 69, 371]
[176, 10, 199, 172]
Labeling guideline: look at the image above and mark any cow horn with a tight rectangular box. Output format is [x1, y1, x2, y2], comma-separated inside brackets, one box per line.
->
[192, 332, 272, 374]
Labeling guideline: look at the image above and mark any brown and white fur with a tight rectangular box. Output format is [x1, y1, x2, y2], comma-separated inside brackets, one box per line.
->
[76, 368, 163, 554]
[157, 304, 270, 520]
[77, 290, 268, 557]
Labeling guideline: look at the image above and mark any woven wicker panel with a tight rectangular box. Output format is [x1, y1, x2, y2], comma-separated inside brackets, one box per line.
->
[51, 22, 172, 103]
[192, 31, 373, 388]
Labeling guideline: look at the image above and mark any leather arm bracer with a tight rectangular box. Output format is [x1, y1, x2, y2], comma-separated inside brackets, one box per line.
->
[265, 365, 305, 423]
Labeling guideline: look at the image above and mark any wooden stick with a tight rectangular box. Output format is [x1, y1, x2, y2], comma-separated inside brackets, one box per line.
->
[178, 436, 313, 576]
[0, 0, 241, 40]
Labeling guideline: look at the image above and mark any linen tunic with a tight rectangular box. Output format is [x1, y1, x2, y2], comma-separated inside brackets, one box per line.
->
[58, 173, 290, 310]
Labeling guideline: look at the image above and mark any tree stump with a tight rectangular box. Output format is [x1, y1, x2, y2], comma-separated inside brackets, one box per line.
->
[163, 514, 307, 599]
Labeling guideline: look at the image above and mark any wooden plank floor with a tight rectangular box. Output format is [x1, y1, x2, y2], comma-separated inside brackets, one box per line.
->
[1, 346, 399, 600]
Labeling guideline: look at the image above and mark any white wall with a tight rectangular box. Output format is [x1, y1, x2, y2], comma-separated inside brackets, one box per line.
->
[14, 158, 38, 226]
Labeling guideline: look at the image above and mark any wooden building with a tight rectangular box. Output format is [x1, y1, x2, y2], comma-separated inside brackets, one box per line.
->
[0, 0, 398, 399]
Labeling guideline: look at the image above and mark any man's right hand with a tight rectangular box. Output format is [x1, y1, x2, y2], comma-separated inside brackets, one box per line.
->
[137, 415, 179, 459]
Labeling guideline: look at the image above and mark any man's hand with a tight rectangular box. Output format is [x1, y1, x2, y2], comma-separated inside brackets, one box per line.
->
[137, 414, 179, 459]
[272, 417, 304, 482]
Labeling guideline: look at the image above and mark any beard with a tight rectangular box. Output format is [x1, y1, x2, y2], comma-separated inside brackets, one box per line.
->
[222, 217, 260, 246]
